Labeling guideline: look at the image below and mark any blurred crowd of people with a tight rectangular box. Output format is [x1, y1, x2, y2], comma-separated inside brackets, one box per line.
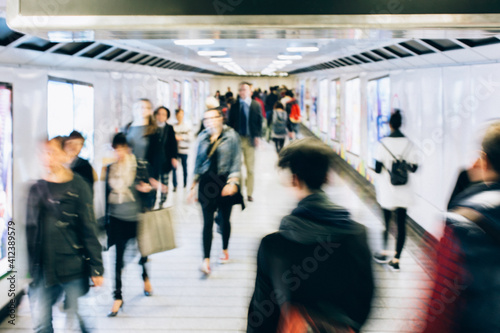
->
[24, 81, 500, 333]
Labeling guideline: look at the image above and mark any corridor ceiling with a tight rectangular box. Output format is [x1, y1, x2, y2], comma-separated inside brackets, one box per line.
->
[3, 0, 500, 75]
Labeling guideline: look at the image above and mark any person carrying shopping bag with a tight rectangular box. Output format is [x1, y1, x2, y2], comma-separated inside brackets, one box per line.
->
[104, 133, 154, 317]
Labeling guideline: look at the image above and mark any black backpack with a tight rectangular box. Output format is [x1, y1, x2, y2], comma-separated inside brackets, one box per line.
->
[381, 142, 411, 186]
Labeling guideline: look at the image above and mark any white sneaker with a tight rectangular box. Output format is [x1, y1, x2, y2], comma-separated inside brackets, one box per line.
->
[200, 261, 211, 275]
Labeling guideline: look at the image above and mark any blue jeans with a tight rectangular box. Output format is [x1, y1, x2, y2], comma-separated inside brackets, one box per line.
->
[28, 277, 90, 333]
[172, 154, 188, 188]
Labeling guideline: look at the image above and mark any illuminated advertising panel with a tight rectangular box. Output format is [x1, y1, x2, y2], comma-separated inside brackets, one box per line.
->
[0, 83, 12, 279]
[345, 78, 361, 155]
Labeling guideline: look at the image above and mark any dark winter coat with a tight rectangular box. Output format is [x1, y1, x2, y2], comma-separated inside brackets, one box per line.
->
[146, 124, 178, 175]
[26, 174, 104, 288]
[247, 191, 374, 333]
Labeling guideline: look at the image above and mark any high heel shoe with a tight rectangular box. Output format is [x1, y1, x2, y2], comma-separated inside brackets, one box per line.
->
[107, 299, 124, 317]
[144, 278, 153, 297]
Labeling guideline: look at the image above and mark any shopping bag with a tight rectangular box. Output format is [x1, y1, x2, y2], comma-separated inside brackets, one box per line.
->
[137, 207, 176, 257]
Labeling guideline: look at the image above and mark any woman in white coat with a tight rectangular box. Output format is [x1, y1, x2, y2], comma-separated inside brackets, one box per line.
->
[373, 110, 418, 271]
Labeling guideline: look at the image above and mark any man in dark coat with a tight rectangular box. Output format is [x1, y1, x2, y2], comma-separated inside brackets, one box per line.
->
[247, 138, 374, 333]
[227, 82, 263, 202]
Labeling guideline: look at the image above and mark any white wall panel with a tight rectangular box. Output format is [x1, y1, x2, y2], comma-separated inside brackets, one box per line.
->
[411, 68, 445, 237]
[470, 63, 500, 124]
[442, 66, 474, 205]
[389, 68, 445, 237]
[299, 61, 500, 239]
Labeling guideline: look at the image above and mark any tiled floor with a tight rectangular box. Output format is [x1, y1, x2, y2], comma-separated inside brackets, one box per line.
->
[1, 140, 433, 332]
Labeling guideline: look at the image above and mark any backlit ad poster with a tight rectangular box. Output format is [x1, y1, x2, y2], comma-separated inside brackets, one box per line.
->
[0, 83, 12, 278]
[330, 79, 340, 141]
[319, 79, 329, 134]
[345, 78, 361, 155]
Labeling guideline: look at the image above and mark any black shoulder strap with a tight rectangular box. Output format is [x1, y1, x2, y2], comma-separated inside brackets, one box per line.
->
[380, 141, 398, 161]
[453, 207, 500, 244]
[207, 136, 223, 159]
[124, 122, 132, 135]
[381, 140, 412, 162]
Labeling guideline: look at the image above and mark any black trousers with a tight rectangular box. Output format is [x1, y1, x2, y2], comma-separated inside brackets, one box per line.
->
[200, 199, 232, 259]
[382, 208, 407, 259]
[172, 154, 188, 188]
[198, 173, 233, 259]
[109, 216, 149, 300]
[272, 138, 285, 154]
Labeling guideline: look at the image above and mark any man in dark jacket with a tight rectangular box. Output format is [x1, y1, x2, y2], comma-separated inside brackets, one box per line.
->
[147, 106, 178, 208]
[64, 131, 96, 195]
[26, 137, 104, 332]
[264, 86, 279, 141]
[247, 138, 374, 333]
[227, 82, 263, 202]
[421, 120, 500, 333]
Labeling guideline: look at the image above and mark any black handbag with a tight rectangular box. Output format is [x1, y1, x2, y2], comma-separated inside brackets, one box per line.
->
[219, 184, 245, 210]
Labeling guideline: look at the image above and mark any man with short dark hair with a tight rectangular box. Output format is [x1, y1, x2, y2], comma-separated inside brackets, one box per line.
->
[247, 138, 374, 333]
[227, 82, 263, 202]
[421, 121, 500, 333]
[64, 131, 96, 194]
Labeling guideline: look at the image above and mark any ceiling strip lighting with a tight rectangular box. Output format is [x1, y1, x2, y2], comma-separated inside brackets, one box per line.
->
[210, 57, 232, 62]
[198, 50, 227, 56]
[278, 54, 302, 60]
[174, 39, 214, 46]
[286, 46, 319, 52]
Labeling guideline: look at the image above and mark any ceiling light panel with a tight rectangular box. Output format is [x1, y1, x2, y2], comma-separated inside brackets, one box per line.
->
[210, 57, 232, 62]
[286, 46, 319, 52]
[198, 50, 227, 56]
[174, 39, 214, 46]
[278, 54, 302, 60]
